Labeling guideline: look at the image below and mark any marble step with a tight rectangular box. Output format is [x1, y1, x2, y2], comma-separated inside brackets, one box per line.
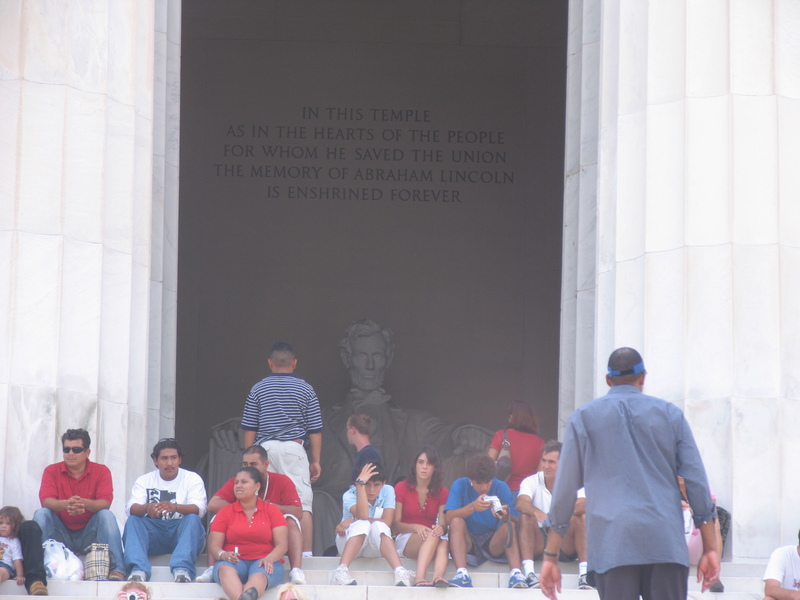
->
[0, 557, 767, 599]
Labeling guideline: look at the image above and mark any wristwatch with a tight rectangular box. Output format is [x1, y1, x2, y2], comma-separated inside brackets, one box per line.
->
[355, 479, 366, 486]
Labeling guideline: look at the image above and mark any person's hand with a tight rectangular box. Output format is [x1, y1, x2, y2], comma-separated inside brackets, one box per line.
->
[451, 425, 492, 455]
[14, 575, 24, 586]
[413, 524, 431, 540]
[145, 503, 161, 519]
[494, 504, 509, 520]
[309, 461, 321, 483]
[473, 495, 491, 512]
[258, 557, 274, 573]
[697, 549, 720, 592]
[220, 549, 240, 564]
[211, 417, 244, 453]
[154, 501, 176, 517]
[66, 496, 85, 515]
[539, 559, 562, 600]
[357, 463, 378, 483]
[335, 518, 352, 537]
[430, 523, 445, 537]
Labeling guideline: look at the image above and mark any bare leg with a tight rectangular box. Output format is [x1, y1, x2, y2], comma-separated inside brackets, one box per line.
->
[519, 513, 544, 561]
[339, 534, 366, 566]
[287, 517, 303, 569]
[487, 521, 521, 569]
[243, 571, 268, 593]
[403, 533, 439, 583]
[301, 511, 313, 553]
[561, 513, 587, 562]
[218, 564, 244, 600]
[379, 532, 403, 570]
[432, 538, 450, 580]
[448, 517, 472, 569]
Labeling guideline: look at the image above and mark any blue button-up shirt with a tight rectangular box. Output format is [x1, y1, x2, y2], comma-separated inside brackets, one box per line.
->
[547, 385, 715, 574]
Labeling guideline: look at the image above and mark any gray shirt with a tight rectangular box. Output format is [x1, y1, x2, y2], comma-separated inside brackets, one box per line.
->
[547, 385, 715, 574]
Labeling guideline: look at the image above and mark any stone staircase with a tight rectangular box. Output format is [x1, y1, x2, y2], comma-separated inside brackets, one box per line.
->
[0, 556, 767, 599]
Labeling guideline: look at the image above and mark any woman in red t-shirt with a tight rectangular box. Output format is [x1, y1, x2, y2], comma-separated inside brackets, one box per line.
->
[208, 467, 288, 600]
[392, 446, 451, 587]
[488, 400, 545, 492]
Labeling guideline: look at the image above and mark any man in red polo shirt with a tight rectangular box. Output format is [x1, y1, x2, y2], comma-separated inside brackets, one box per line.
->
[33, 429, 124, 580]
[196, 445, 305, 584]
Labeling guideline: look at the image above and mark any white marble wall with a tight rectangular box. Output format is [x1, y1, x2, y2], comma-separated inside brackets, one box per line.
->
[561, 0, 800, 559]
[0, 0, 181, 525]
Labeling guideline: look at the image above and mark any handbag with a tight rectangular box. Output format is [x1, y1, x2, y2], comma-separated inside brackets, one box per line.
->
[495, 429, 512, 481]
[42, 538, 84, 581]
[82, 542, 110, 581]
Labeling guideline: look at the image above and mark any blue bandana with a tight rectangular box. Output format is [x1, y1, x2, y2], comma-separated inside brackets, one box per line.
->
[607, 360, 645, 377]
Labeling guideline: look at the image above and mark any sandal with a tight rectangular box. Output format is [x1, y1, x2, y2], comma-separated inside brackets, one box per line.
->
[414, 580, 434, 587]
[434, 577, 457, 588]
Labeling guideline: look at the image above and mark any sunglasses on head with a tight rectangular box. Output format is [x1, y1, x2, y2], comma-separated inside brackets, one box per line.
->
[63, 446, 86, 454]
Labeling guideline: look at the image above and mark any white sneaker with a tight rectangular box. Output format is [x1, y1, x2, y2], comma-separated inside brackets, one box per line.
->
[330, 564, 356, 585]
[394, 566, 414, 587]
[290, 567, 307, 585]
[195, 566, 214, 583]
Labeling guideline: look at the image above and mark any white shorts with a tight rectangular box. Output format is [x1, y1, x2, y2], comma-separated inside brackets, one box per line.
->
[261, 440, 313, 512]
[395, 532, 413, 557]
[335, 519, 392, 558]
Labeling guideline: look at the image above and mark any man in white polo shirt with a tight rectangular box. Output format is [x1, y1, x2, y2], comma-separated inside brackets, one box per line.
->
[516, 440, 591, 590]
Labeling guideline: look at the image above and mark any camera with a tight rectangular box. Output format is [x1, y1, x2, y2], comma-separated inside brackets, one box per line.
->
[483, 495, 505, 516]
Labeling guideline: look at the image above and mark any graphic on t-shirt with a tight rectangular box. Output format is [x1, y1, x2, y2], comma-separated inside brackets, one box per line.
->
[146, 488, 178, 519]
[0, 542, 6, 561]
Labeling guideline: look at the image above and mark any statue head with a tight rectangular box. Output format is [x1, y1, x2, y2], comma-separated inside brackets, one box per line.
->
[340, 319, 395, 392]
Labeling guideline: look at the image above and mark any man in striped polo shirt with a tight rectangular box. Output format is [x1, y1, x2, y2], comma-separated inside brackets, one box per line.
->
[241, 342, 323, 555]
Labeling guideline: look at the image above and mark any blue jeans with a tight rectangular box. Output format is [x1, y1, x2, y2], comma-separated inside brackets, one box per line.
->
[122, 514, 204, 579]
[33, 507, 124, 574]
[213, 558, 285, 590]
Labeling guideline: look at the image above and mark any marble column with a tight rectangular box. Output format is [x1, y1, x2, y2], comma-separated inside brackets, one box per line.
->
[0, 0, 181, 524]
[561, 0, 800, 559]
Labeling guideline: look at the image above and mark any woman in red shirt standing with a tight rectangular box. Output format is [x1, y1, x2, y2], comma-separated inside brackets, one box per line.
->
[208, 467, 288, 600]
[392, 446, 451, 587]
[488, 400, 545, 494]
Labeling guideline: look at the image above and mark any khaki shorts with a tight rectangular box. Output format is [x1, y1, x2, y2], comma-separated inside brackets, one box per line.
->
[260, 440, 313, 512]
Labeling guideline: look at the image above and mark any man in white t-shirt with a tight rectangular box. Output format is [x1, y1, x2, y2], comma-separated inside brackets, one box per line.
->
[122, 438, 207, 583]
[516, 440, 591, 590]
[763, 530, 800, 600]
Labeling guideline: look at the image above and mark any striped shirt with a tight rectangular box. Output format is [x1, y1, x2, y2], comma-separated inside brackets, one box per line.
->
[241, 373, 323, 442]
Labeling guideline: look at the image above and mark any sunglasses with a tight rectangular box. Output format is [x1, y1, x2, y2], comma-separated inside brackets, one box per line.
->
[63, 446, 87, 454]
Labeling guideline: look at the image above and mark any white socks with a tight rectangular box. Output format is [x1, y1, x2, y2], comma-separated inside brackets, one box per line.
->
[522, 559, 535, 576]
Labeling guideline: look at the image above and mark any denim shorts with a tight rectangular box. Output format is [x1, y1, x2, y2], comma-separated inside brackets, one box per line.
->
[213, 558, 285, 589]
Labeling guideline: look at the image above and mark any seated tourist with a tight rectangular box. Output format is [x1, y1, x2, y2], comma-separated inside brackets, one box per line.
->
[330, 462, 413, 586]
[678, 475, 727, 592]
[123, 438, 206, 582]
[198, 445, 304, 585]
[33, 428, 125, 581]
[445, 454, 526, 589]
[762, 528, 800, 600]
[207, 467, 288, 600]
[516, 440, 592, 590]
[392, 446, 452, 587]
[346, 413, 382, 485]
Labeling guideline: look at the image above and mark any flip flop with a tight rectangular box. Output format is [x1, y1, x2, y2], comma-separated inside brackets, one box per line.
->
[414, 580, 434, 587]
[433, 577, 456, 588]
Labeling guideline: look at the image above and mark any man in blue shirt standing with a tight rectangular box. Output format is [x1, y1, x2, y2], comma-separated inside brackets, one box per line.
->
[445, 454, 527, 589]
[540, 347, 720, 600]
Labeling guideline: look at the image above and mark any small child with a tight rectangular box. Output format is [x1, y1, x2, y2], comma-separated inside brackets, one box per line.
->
[115, 580, 151, 600]
[331, 462, 413, 586]
[0, 506, 25, 587]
